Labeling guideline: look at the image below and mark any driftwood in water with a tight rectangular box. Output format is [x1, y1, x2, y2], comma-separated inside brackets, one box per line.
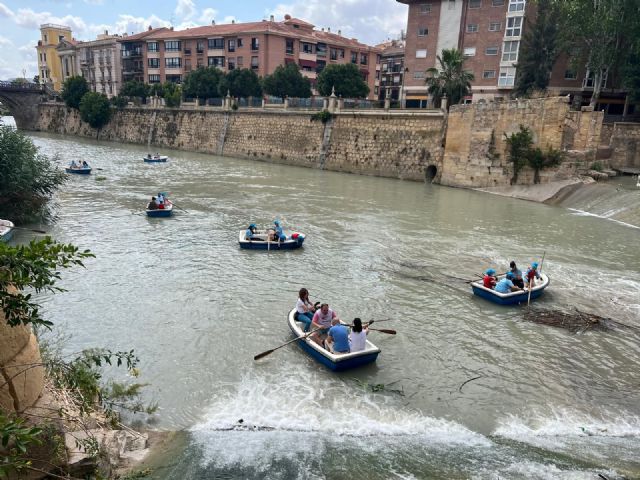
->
[523, 308, 620, 333]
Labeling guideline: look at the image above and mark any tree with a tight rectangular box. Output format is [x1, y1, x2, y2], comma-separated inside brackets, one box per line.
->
[504, 125, 563, 184]
[262, 63, 312, 99]
[514, 0, 562, 96]
[182, 67, 224, 100]
[120, 80, 150, 101]
[219, 68, 263, 98]
[0, 125, 66, 222]
[317, 63, 369, 98]
[61, 76, 89, 109]
[110, 95, 128, 109]
[425, 48, 474, 108]
[79, 92, 112, 129]
[162, 82, 182, 107]
[554, 0, 637, 108]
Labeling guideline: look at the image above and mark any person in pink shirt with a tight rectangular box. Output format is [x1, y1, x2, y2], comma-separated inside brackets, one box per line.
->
[311, 303, 339, 347]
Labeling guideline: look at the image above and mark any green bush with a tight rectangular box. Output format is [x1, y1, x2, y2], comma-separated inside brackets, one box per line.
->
[504, 125, 563, 184]
[590, 161, 603, 171]
[61, 76, 89, 109]
[311, 109, 333, 124]
[79, 92, 112, 129]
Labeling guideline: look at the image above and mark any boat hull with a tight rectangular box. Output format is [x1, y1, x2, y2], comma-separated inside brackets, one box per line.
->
[65, 167, 92, 174]
[471, 274, 549, 306]
[143, 156, 168, 163]
[239, 231, 305, 250]
[146, 203, 173, 217]
[0, 220, 14, 243]
[287, 309, 379, 371]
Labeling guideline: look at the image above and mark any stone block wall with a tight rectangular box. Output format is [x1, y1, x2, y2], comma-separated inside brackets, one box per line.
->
[609, 122, 640, 170]
[440, 97, 603, 188]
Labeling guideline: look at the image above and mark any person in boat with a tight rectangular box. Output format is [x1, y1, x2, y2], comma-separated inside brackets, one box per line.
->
[295, 288, 315, 332]
[326, 318, 350, 354]
[245, 223, 262, 241]
[525, 262, 542, 287]
[147, 153, 152, 159]
[311, 303, 339, 346]
[349, 317, 369, 353]
[495, 272, 522, 293]
[147, 197, 158, 210]
[69, 160, 78, 169]
[81, 160, 89, 168]
[509, 261, 525, 289]
[483, 269, 497, 289]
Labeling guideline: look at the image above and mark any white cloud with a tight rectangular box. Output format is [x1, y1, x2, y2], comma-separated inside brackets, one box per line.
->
[90, 14, 171, 36]
[0, 3, 88, 33]
[0, 35, 13, 47]
[270, 0, 407, 45]
[175, 0, 196, 20]
[0, 3, 12, 18]
[198, 7, 217, 24]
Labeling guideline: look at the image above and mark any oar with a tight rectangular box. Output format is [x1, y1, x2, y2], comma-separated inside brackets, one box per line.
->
[368, 328, 396, 335]
[254, 328, 318, 361]
[10, 226, 47, 234]
[169, 202, 189, 214]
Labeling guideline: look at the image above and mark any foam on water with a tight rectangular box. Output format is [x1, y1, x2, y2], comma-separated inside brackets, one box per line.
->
[568, 208, 640, 230]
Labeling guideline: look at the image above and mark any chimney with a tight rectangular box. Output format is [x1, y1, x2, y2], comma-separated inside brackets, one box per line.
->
[321, 27, 324, 32]
[285, 14, 291, 20]
[270, 15, 274, 22]
[212, 20, 215, 25]
[232, 19, 235, 24]
[327, 27, 331, 33]
[148, 25, 152, 31]
[338, 29, 341, 36]
[170, 26, 174, 31]
[104, 30, 108, 36]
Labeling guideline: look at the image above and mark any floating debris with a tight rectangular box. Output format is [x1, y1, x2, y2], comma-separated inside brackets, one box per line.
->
[523, 308, 624, 334]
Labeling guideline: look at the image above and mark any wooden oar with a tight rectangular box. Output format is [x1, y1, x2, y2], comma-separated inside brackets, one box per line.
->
[368, 328, 396, 335]
[169, 202, 189, 214]
[254, 328, 318, 361]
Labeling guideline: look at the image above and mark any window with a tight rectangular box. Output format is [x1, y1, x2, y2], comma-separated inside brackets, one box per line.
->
[564, 70, 577, 80]
[286, 39, 294, 55]
[376, 54, 381, 64]
[196, 41, 205, 53]
[506, 16, 522, 36]
[508, 0, 525, 12]
[207, 56, 225, 67]
[166, 74, 181, 83]
[228, 58, 235, 70]
[351, 52, 358, 63]
[165, 57, 182, 68]
[302, 42, 314, 54]
[251, 56, 259, 69]
[237, 38, 243, 48]
[330, 48, 338, 60]
[251, 38, 259, 51]
[148, 58, 160, 68]
[483, 70, 496, 79]
[339, 49, 345, 58]
[492, 0, 505, 5]
[502, 40, 519, 62]
[469, 0, 481, 8]
[197, 58, 204, 67]
[489, 22, 502, 31]
[485, 46, 499, 55]
[420, 3, 432, 13]
[418, 27, 429, 36]
[463, 47, 476, 56]
[360, 54, 368, 65]
[208, 38, 224, 50]
[498, 67, 516, 86]
[147, 42, 159, 52]
[43, 34, 47, 42]
[148, 74, 160, 83]
[165, 41, 181, 52]
[317, 43, 327, 57]
[416, 49, 427, 58]
[467, 24, 479, 33]
[393, 75, 400, 84]
[237, 56, 243, 67]
[414, 71, 426, 79]
[374, 86, 379, 95]
[228, 39, 236, 52]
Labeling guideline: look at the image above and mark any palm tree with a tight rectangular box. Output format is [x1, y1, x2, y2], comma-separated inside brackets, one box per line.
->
[425, 48, 475, 109]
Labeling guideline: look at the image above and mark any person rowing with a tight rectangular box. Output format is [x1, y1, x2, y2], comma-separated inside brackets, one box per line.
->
[525, 262, 541, 287]
[311, 303, 339, 347]
[494, 272, 523, 293]
[483, 268, 497, 289]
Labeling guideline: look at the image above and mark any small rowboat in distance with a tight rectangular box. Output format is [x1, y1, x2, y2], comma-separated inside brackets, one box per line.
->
[143, 155, 168, 163]
[471, 273, 550, 306]
[287, 308, 380, 371]
[65, 165, 92, 174]
[146, 200, 173, 217]
[0, 219, 14, 242]
[238, 230, 305, 250]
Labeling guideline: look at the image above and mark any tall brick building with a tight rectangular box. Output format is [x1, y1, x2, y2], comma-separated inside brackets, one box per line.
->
[397, 0, 631, 113]
[118, 15, 382, 99]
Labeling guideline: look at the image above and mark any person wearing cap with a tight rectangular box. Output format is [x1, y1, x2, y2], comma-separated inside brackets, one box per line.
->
[269, 219, 286, 242]
[245, 223, 260, 241]
[483, 269, 497, 289]
[525, 262, 542, 287]
[509, 261, 524, 289]
[495, 272, 522, 293]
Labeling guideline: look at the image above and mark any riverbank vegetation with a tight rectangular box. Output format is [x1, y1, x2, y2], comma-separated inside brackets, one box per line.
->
[0, 124, 66, 223]
[504, 125, 563, 184]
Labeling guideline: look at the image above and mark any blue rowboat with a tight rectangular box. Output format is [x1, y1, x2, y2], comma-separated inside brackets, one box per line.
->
[0, 219, 14, 242]
[146, 201, 173, 217]
[238, 230, 305, 250]
[65, 166, 92, 174]
[471, 273, 550, 306]
[287, 308, 380, 371]
[143, 155, 168, 163]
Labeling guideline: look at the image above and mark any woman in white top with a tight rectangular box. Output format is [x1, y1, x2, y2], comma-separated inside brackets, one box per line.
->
[295, 288, 315, 332]
[349, 318, 369, 352]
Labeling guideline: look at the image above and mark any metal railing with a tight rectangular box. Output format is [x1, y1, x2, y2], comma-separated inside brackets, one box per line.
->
[0, 81, 45, 92]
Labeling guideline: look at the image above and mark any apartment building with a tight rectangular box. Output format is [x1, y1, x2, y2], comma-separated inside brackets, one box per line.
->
[75, 32, 123, 98]
[377, 41, 405, 103]
[119, 15, 381, 99]
[398, 0, 630, 112]
[36, 24, 73, 90]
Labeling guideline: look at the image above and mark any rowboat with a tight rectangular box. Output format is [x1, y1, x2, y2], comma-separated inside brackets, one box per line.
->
[471, 273, 550, 305]
[143, 155, 168, 163]
[287, 308, 380, 371]
[0, 219, 14, 242]
[65, 165, 92, 174]
[146, 200, 173, 217]
[238, 230, 305, 250]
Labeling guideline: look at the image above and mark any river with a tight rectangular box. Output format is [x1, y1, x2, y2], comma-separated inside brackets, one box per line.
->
[5, 118, 640, 479]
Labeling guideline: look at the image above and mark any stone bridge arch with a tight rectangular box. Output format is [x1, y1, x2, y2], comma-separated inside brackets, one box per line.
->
[0, 82, 50, 130]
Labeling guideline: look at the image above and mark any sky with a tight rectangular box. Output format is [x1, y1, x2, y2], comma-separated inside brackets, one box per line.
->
[0, 0, 408, 80]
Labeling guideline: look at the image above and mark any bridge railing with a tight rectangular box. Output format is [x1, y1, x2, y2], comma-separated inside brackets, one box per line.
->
[0, 81, 46, 92]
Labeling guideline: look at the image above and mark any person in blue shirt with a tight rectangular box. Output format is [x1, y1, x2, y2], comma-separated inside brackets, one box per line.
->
[495, 272, 522, 293]
[245, 223, 259, 241]
[270, 219, 286, 242]
[509, 261, 525, 289]
[326, 318, 350, 354]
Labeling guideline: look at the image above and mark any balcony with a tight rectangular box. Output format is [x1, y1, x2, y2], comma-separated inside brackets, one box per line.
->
[301, 70, 317, 79]
[299, 52, 316, 62]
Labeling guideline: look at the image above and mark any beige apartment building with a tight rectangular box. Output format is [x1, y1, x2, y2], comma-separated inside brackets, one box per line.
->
[36, 24, 74, 90]
[398, 0, 631, 113]
[119, 15, 382, 99]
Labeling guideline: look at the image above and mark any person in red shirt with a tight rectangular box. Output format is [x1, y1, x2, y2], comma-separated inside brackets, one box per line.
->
[483, 268, 497, 289]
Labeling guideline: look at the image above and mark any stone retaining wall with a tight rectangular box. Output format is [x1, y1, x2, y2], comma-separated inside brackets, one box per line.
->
[609, 122, 640, 170]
